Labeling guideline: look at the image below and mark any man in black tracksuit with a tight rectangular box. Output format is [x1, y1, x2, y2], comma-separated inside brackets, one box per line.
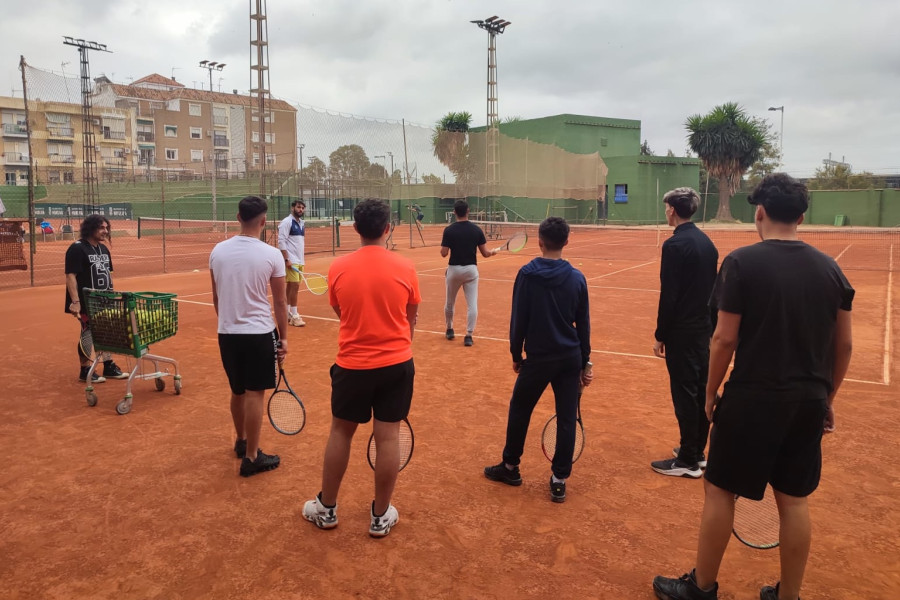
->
[484, 217, 592, 503]
[651, 187, 719, 478]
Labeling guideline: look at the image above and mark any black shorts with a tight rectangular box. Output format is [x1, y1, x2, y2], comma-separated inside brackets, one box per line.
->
[218, 331, 278, 394]
[330, 359, 414, 423]
[704, 393, 827, 500]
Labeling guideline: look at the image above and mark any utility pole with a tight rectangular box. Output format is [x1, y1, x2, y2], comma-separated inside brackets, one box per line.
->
[200, 60, 225, 221]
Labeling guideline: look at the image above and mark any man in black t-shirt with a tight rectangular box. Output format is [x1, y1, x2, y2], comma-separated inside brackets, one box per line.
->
[651, 187, 719, 479]
[439, 200, 497, 346]
[65, 214, 128, 383]
[653, 174, 854, 600]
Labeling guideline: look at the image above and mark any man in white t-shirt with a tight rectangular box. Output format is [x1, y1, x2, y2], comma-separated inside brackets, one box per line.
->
[277, 199, 306, 327]
[210, 195, 289, 477]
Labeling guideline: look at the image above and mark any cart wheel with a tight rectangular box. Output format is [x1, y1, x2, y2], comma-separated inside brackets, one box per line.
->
[116, 398, 132, 415]
[154, 378, 165, 392]
[174, 379, 182, 395]
[86, 391, 98, 407]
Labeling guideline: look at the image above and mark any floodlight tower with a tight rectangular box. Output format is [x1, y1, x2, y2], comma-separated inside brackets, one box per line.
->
[250, 0, 272, 198]
[200, 60, 226, 220]
[471, 16, 510, 223]
[199, 60, 225, 91]
[63, 36, 111, 212]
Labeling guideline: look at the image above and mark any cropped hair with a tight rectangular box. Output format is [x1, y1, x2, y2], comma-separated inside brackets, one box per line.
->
[538, 216, 569, 251]
[238, 195, 268, 222]
[663, 187, 701, 219]
[354, 198, 391, 239]
[291, 199, 306, 208]
[79, 214, 111, 242]
[453, 199, 469, 218]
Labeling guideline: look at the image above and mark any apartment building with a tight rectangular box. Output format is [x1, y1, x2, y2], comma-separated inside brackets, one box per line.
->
[94, 73, 297, 179]
[1, 72, 296, 185]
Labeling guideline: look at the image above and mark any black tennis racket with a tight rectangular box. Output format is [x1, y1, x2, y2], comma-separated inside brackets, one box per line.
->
[733, 486, 780, 549]
[367, 418, 414, 471]
[541, 361, 592, 463]
[267, 359, 306, 435]
[493, 230, 528, 253]
[75, 312, 93, 361]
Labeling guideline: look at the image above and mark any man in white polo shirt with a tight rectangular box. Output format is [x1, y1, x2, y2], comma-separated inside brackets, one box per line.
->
[278, 199, 306, 327]
[210, 195, 288, 477]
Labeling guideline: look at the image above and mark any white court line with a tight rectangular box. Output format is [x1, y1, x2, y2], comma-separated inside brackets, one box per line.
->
[883, 245, 894, 385]
[587, 259, 658, 281]
[170, 298, 890, 385]
[416, 271, 659, 293]
[834, 243, 852, 263]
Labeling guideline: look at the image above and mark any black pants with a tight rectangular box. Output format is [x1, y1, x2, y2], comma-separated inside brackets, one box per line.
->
[665, 333, 711, 465]
[502, 355, 582, 479]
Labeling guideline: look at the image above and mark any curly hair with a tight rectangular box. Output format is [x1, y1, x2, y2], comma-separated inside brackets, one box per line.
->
[748, 173, 809, 223]
[79, 214, 111, 243]
[353, 198, 391, 239]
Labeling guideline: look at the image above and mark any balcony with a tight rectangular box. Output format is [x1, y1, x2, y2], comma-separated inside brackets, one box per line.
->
[136, 131, 155, 143]
[47, 125, 75, 139]
[3, 151, 29, 164]
[213, 116, 228, 126]
[3, 123, 27, 137]
[213, 136, 229, 147]
[103, 130, 126, 141]
[49, 153, 76, 164]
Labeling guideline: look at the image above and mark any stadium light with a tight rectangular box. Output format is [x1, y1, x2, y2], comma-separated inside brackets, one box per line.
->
[768, 105, 784, 153]
[198, 60, 225, 91]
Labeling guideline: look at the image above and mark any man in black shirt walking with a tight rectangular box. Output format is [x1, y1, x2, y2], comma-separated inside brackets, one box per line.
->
[440, 200, 497, 346]
[652, 173, 854, 600]
[651, 188, 718, 478]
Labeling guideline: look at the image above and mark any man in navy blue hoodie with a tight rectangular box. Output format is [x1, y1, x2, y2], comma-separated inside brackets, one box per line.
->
[484, 217, 592, 503]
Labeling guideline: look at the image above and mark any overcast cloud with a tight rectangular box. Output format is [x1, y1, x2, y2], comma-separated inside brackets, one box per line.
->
[3, 0, 898, 177]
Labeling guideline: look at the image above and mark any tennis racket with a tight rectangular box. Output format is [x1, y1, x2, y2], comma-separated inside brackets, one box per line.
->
[74, 312, 93, 360]
[291, 266, 329, 295]
[541, 361, 592, 463]
[367, 418, 414, 471]
[733, 486, 780, 549]
[267, 358, 306, 435]
[492, 230, 527, 253]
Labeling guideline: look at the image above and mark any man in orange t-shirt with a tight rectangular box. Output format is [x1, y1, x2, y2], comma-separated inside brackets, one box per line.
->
[303, 198, 421, 538]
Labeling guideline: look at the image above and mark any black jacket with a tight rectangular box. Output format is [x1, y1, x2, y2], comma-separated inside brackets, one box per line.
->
[654, 222, 718, 341]
[510, 257, 590, 367]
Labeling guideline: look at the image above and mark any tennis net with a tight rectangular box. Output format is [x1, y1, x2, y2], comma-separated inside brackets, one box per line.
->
[470, 220, 900, 272]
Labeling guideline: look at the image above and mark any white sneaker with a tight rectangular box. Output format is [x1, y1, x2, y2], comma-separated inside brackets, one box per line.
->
[369, 502, 399, 538]
[289, 314, 306, 327]
[302, 495, 338, 529]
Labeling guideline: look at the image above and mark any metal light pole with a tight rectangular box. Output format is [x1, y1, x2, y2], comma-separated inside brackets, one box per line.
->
[386, 151, 394, 178]
[200, 61, 225, 220]
[768, 105, 784, 153]
[374, 155, 387, 178]
[298, 143, 304, 200]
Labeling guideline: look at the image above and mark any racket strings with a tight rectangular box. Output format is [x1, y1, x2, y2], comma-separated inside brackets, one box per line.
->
[368, 423, 414, 470]
[541, 416, 585, 462]
[305, 275, 328, 295]
[268, 390, 306, 433]
[733, 493, 780, 548]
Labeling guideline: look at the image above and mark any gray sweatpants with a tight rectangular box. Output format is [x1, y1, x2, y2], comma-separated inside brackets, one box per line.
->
[445, 264, 479, 335]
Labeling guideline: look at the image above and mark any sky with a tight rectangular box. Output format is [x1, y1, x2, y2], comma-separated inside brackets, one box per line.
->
[3, 0, 899, 178]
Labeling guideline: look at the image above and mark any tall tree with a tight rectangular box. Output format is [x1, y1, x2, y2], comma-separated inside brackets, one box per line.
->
[432, 111, 473, 185]
[329, 144, 370, 181]
[686, 102, 767, 220]
[301, 156, 327, 186]
[640, 140, 654, 156]
[422, 173, 442, 185]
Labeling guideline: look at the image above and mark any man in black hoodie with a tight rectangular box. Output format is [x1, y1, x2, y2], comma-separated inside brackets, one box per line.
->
[484, 217, 592, 503]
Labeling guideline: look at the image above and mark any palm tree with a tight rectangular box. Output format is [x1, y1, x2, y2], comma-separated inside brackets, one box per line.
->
[686, 102, 767, 221]
[431, 111, 473, 185]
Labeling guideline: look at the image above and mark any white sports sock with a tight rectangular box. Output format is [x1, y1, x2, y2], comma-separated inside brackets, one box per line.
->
[551, 475, 566, 484]
[290, 306, 297, 315]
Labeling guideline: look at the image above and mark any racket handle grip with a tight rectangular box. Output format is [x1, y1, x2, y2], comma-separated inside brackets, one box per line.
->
[584, 361, 593, 375]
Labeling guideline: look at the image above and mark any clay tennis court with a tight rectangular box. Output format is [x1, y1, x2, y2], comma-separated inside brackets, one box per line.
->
[1, 224, 898, 599]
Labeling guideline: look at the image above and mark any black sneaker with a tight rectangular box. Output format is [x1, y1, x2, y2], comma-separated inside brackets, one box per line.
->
[651, 457, 703, 479]
[103, 360, 129, 380]
[652, 569, 718, 600]
[550, 477, 566, 503]
[234, 438, 247, 459]
[464, 335, 474, 346]
[760, 583, 798, 600]
[79, 367, 106, 384]
[484, 462, 522, 486]
[445, 328, 455, 340]
[239, 450, 280, 477]
[673, 447, 708, 469]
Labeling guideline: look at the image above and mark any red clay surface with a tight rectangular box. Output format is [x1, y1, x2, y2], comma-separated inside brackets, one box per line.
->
[1, 228, 898, 599]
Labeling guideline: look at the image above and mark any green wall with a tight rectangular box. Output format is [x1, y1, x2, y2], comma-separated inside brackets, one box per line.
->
[495, 114, 641, 158]
[602, 157, 703, 224]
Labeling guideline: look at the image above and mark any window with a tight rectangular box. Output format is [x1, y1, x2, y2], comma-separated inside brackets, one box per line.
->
[190, 127, 202, 140]
[213, 106, 227, 126]
[191, 149, 203, 162]
[251, 131, 259, 143]
[251, 111, 273, 123]
[266, 153, 275, 166]
[164, 125, 177, 138]
[613, 184, 628, 204]
[165, 148, 178, 161]
[63, 171, 75, 184]
[166, 99, 180, 112]
[189, 103, 201, 117]
[252, 152, 260, 165]
[265, 132, 274, 144]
